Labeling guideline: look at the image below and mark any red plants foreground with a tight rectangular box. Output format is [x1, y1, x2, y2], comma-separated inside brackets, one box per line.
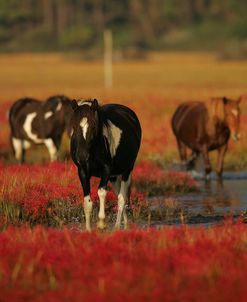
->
[1, 220, 247, 302]
[0, 160, 197, 225]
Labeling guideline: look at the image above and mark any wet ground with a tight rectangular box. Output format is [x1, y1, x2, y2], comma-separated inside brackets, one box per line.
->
[149, 172, 247, 227]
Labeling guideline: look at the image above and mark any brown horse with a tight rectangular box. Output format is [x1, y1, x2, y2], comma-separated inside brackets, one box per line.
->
[171, 97, 241, 178]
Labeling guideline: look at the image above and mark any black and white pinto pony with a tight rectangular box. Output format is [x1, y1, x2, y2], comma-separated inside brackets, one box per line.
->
[9, 95, 73, 163]
[70, 99, 142, 231]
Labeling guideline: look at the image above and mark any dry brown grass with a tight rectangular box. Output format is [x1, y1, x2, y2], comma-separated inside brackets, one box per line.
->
[0, 52, 246, 102]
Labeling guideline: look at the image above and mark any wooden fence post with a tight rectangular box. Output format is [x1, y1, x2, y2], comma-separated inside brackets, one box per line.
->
[104, 29, 113, 89]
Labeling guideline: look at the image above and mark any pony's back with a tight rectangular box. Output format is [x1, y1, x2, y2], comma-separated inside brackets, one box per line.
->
[171, 101, 206, 144]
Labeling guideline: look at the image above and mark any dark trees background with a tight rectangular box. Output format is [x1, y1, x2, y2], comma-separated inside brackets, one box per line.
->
[0, 0, 246, 56]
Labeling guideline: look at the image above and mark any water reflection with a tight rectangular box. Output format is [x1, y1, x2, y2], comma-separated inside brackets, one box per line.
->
[201, 179, 240, 213]
[175, 176, 246, 215]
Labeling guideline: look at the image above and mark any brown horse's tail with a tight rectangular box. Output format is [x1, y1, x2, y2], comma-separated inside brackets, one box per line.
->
[206, 97, 225, 137]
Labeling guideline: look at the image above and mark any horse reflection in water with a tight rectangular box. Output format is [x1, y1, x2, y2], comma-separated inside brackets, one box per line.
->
[171, 96, 242, 179]
[202, 180, 240, 214]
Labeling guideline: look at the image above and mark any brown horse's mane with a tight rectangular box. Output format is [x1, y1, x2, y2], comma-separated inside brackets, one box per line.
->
[206, 97, 225, 137]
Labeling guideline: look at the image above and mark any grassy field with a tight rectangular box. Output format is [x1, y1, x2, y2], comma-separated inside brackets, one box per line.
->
[0, 51, 246, 165]
[0, 52, 246, 100]
[0, 52, 247, 302]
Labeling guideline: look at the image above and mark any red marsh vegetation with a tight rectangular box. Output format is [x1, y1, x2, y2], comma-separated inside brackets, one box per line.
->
[1, 220, 247, 302]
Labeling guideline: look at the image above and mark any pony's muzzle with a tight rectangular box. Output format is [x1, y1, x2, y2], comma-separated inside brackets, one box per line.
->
[232, 132, 241, 141]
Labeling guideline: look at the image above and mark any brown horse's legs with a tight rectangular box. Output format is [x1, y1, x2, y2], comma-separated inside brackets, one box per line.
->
[201, 146, 211, 177]
[216, 144, 228, 178]
[176, 138, 187, 163]
[186, 151, 199, 170]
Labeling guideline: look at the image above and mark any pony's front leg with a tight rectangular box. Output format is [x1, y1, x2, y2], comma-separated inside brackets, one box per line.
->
[97, 187, 107, 230]
[115, 173, 131, 230]
[216, 144, 228, 178]
[201, 146, 211, 179]
[44, 138, 58, 162]
[78, 167, 92, 231]
[97, 169, 110, 230]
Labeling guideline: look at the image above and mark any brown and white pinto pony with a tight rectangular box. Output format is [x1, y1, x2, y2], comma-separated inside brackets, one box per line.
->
[171, 96, 241, 178]
[70, 99, 142, 231]
[9, 95, 73, 163]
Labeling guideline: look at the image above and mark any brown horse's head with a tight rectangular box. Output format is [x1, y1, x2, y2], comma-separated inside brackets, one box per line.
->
[206, 96, 241, 140]
[223, 96, 241, 141]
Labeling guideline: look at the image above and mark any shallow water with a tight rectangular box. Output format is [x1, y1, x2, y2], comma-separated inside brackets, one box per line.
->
[178, 177, 247, 214]
[149, 172, 247, 227]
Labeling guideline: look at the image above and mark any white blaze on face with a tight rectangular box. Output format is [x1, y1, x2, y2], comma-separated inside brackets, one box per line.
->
[231, 109, 238, 117]
[44, 111, 53, 119]
[56, 102, 62, 111]
[23, 112, 43, 143]
[70, 128, 74, 137]
[103, 120, 122, 158]
[80, 117, 89, 140]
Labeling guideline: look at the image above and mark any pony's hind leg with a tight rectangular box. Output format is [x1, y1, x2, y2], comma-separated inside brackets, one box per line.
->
[110, 176, 121, 195]
[44, 138, 58, 162]
[97, 169, 112, 230]
[201, 146, 212, 179]
[12, 137, 25, 163]
[115, 173, 131, 230]
[186, 151, 198, 170]
[216, 144, 228, 178]
[176, 138, 187, 164]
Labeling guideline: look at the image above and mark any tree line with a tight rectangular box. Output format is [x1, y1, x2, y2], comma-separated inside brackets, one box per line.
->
[0, 0, 246, 54]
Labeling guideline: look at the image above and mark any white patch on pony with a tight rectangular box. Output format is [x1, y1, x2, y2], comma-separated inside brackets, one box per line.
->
[231, 109, 238, 117]
[44, 111, 53, 119]
[79, 101, 93, 106]
[44, 138, 57, 161]
[80, 117, 89, 139]
[98, 188, 107, 220]
[103, 120, 122, 158]
[23, 140, 31, 149]
[12, 137, 22, 160]
[56, 102, 62, 111]
[23, 112, 43, 143]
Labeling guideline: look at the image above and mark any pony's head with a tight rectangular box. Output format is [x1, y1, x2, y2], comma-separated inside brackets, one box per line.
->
[70, 98, 100, 151]
[223, 96, 241, 141]
[45, 95, 74, 136]
[207, 96, 241, 140]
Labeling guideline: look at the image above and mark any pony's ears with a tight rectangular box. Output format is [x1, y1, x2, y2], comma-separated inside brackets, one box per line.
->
[71, 99, 79, 110]
[223, 96, 243, 105]
[70, 98, 99, 110]
[223, 96, 228, 104]
[91, 98, 99, 110]
[237, 96, 243, 104]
